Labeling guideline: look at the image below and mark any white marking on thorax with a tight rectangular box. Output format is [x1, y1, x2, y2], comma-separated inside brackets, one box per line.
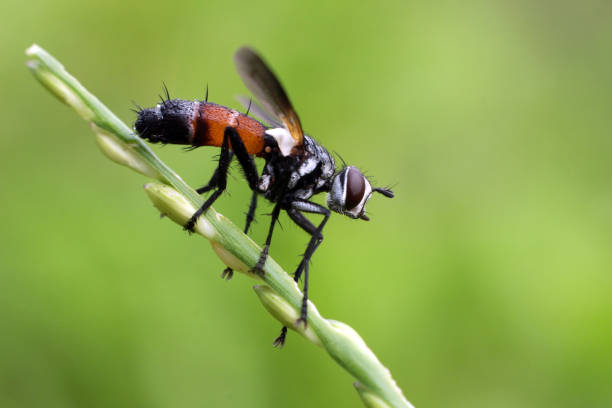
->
[258, 174, 271, 192]
[265, 127, 296, 156]
[288, 156, 318, 189]
[299, 156, 318, 176]
[288, 172, 300, 189]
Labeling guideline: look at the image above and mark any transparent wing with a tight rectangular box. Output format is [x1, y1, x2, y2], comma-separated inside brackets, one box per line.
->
[234, 46, 304, 147]
[236, 95, 283, 129]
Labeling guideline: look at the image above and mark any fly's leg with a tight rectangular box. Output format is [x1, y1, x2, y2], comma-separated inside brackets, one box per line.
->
[273, 200, 330, 346]
[273, 326, 288, 348]
[244, 191, 258, 235]
[251, 202, 282, 276]
[192, 126, 259, 280]
[224, 127, 260, 234]
[185, 128, 233, 232]
[215, 127, 261, 279]
[195, 156, 234, 194]
[288, 200, 330, 325]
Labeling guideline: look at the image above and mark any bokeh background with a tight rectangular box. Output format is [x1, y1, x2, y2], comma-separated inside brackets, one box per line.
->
[2, 1, 611, 407]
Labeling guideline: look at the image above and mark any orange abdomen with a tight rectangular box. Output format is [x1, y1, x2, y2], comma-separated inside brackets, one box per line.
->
[192, 103, 266, 155]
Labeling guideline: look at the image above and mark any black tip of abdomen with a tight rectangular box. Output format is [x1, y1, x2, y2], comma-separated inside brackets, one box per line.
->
[134, 108, 161, 140]
[134, 100, 195, 145]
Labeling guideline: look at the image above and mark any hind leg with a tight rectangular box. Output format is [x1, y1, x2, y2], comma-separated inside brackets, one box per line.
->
[184, 128, 233, 232]
[191, 126, 261, 279]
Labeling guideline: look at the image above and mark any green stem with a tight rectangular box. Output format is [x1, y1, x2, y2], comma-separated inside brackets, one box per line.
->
[25, 44, 413, 408]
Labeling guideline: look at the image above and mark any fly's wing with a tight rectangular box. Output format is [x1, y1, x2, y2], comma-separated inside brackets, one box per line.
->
[234, 46, 304, 148]
[236, 95, 283, 129]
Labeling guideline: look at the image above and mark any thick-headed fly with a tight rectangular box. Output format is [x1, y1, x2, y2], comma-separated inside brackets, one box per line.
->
[134, 47, 394, 346]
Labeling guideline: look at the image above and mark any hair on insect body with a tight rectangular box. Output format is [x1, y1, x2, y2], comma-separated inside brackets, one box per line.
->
[134, 47, 394, 347]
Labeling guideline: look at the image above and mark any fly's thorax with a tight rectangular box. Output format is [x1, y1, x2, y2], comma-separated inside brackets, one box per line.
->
[256, 134, 337, 203]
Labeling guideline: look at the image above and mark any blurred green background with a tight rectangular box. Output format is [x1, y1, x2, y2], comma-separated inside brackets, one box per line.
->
[2, 0, 611, 407]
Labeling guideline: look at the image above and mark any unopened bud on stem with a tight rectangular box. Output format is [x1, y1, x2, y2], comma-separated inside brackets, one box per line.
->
[144, 182, 216, 239]
[354, 382, 391, 408]
[253, 285, 321, 346]
[210, 242, 256, 278]
[26, 45, 95, 121]
[93, 124, 161, 179]
[144, 182, 257, 277]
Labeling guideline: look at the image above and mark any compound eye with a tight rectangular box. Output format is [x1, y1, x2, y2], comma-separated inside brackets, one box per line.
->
[345, 167, 366, 210]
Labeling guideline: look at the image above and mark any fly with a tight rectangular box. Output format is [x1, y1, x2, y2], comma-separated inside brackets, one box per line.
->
[134, 47, 394, 346]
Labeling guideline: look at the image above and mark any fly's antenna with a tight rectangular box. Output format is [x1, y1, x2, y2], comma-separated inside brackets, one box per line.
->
[372, 184, 395, 198]
[204, 83, 209, 102]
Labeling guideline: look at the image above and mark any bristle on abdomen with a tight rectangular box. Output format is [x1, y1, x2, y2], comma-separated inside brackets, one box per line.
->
[135, 99, 267, 155]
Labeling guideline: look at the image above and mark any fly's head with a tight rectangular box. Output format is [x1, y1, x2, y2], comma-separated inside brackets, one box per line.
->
[326, 166, 394, 221]
[134, 99, 194, 144]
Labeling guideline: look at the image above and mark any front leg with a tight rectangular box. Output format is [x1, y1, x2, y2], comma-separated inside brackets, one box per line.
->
[288, 200, 331, 286]
[273, 200, 330, 346]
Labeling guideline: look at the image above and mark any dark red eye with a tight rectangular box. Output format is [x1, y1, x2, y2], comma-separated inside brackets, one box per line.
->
[345, 167, 366, 210]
